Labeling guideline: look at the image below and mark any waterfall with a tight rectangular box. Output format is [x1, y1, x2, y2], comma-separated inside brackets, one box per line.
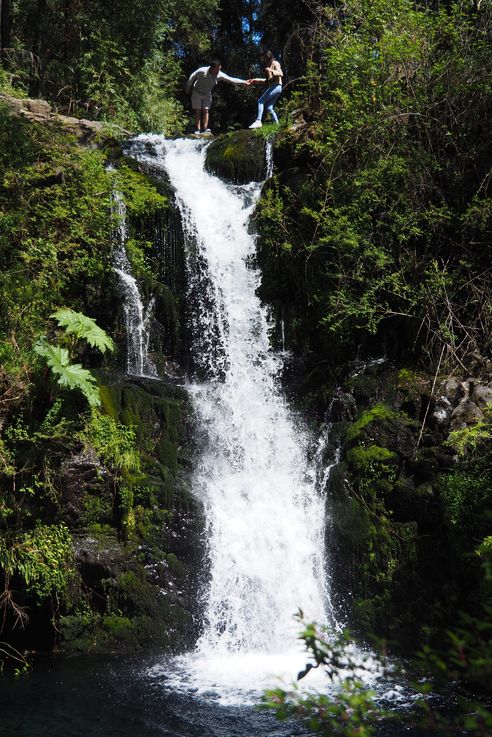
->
[265, 138, 274, 178]
[128, 135, 335, 699]
[110, 185, 157, 378]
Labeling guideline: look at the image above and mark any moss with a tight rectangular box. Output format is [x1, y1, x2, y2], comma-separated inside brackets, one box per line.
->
[59, 613, 98, 653]
[347, 444, 398, 496]
[96, 379, 188, 514]
[346, 404, 398, 443]
[130, 505, 165, 540]
[81, 494, 113, 526]
[332, 495, 371, 546]
[205, 130, 266, 184]
[345, 373, 380, 400]
[166, 552, 186, 578]
[99, 385, 119, 419]
[346, 444, 397, 470]
[158, 437, 178, 474]
[116, 569, 158, 615]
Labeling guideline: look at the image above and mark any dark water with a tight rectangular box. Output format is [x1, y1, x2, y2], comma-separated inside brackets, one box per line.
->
[0, 652, 457, 737]
[0, 654, 311, 737]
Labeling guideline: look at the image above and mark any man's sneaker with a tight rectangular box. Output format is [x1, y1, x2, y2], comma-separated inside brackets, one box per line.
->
[249, 120, 262, 129]
[194, 129, 201, 135]
[203, 128, 212, 134]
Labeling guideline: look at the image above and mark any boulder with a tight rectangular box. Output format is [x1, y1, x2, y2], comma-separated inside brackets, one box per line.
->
[205, 129, 267, 184]
[471, 383, 492, 407]
[431, 396, 453, 428]
[73, 530, 126, 579]
[450, 398, 484, 430]
[443, 376, 462, 403]
[26, 98, 52, 116]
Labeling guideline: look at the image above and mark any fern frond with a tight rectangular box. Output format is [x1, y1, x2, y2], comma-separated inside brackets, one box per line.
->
[34, 341, 101, 407]
[50, 308, 115, 354]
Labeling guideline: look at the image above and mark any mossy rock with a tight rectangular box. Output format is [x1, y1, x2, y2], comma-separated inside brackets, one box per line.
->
[205, 130, 267, 184]
[346, 444, 399, 497]
[346, 403, 416, 460]
[99, 377, 187, 473]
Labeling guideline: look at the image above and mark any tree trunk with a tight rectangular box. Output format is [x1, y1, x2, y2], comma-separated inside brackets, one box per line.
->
[31, 0, 49, 96]
[1, 0, 12, 61]
[64, 0, 80, 62]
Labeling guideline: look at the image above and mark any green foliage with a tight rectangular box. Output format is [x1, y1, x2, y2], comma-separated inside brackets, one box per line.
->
[261, 615, 383, 737]
[257, 0, 492, 368]
[1, 0, 219, 131]
[34, 341, 101, 407]
[438, 472, 489, 529]
[83, 411, 140, 476]
[0, 68, 28, 99]
[33, 307, 115, 408]
[477, 537, 492, 558]
[81, 410, 141, 529]
[111, 163, 167, 216]
[0, 109, 114, 393]
[346, 445, 397, 497]
[263, 611, 492, 735]
[51, 308, 115, 354]
[0, 524, 76, 605]
[102, 613, 134, 638]
[446, 414, 492, 457]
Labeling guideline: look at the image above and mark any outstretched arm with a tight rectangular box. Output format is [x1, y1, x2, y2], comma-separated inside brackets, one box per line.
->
[217, 70, 248, 85]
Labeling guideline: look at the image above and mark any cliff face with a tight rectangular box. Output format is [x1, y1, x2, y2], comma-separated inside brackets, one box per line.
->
[1, 97, 490, 677]
[0, 101, 204, 657]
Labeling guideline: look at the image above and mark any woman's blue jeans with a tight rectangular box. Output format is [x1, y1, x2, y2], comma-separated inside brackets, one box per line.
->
[256, 84, 282, 124]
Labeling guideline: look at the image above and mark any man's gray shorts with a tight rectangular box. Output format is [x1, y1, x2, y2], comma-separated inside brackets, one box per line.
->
[191, 90, 212, 110]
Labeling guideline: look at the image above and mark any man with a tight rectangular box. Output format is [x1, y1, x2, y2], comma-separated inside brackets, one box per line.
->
[186, 60, 250, 134]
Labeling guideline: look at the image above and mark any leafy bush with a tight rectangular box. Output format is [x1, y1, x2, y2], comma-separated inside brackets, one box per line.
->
[0, 523, 77, 629]
[257, 0, 492, 369]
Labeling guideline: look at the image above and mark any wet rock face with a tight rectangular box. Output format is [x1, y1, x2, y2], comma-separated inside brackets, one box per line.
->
[58, 447, 115, 527]
[63, 504, 205, 654]
[472, 383, 492, 407]
[205, 130, 267, 184]
[72, 530, 126, 591]
[327, 390, 357, 423]
[326, 359, 492, 642]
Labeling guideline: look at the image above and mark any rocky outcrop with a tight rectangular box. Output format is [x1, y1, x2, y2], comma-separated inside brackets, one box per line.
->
[55, 375, 205, 655]
[205, 129, 268, 184]
[59, 508, 204, 654]
[0, 92, 128, 144]
[58, 447, 115, 527]
[324, 358, 491, 643]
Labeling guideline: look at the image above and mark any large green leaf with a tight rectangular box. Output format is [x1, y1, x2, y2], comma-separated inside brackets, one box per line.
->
[50, 308, 115, 354]
[34, 341, 101, 407]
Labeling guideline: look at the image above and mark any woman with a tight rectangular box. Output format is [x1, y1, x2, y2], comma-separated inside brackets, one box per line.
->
[248, 50, 283, 128]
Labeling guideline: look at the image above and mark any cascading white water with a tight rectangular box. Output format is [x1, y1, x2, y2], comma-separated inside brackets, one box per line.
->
[110, 187, 157, 378]
[130, 135, 339, 700]
[265, 137, 274, 179]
